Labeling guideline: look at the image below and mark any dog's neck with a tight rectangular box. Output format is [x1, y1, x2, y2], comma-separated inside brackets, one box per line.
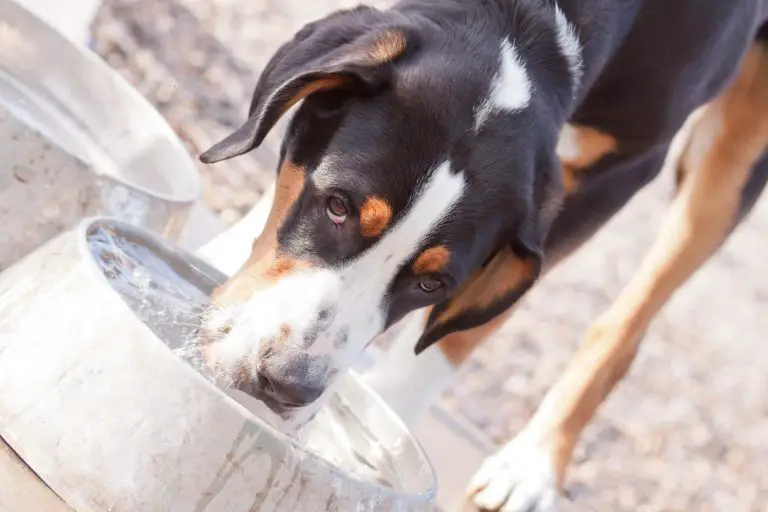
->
[502, 0, 618, 121]
[489, 0, 640, 121]
[391, 0, 630, 123]
[542, 0, 645, 111]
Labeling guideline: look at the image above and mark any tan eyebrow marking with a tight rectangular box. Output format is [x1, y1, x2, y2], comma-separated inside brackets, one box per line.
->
[412, 245, 451, 274]
[359, 196, 393, 238]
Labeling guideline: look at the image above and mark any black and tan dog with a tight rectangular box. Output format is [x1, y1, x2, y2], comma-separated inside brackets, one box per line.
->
[198, 1, 768, 509]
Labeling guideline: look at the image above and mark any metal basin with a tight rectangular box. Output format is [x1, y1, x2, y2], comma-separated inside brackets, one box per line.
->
[0, 217, 436, 512]
[0, 0, 200, 271]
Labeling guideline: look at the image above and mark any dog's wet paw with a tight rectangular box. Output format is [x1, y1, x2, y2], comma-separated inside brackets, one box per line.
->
[467, 431, 559, 512]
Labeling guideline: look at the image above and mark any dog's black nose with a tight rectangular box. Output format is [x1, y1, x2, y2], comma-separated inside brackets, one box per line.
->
[255, 364, 325, 408]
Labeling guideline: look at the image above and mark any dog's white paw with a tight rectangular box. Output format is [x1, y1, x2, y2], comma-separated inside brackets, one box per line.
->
[467, 430, 559, 512]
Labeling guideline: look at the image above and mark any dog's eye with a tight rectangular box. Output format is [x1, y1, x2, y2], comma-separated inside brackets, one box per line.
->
[326, 195, 348, 225]
[417, 276, 443, 293]
[307, 90, 348, 118]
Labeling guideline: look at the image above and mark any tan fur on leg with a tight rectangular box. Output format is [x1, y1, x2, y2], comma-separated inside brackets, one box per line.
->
[525, 43, 768, 490]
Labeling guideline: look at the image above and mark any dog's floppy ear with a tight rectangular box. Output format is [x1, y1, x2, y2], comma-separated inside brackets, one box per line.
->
[200, 8, 408, 164]
[413, 235, 542, 355]
[414, 148, 563, 355]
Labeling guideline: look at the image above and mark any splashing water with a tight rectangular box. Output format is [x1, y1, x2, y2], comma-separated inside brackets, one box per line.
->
[87, 225, 409, 492]
[89, 225, 209, 350]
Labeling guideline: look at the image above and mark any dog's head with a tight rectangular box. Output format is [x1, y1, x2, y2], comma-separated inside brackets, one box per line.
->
[199, 5, 570, 414]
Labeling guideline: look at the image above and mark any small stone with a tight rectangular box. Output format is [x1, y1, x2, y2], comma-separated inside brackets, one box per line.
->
[12, 165, 35, 183]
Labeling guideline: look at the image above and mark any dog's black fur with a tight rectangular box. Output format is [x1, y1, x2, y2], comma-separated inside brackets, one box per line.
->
[200, 0, 768, 419]
[550, 0, 768, 254]
[203, 0, 768, 351]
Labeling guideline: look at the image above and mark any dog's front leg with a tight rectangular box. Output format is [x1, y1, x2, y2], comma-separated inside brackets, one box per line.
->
[362, 309, 454, 427]
[363, 303, 517, 428]
[467, 315, 641, 512]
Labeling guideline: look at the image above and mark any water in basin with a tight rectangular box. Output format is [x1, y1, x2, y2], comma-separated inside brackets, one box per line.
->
[87, 224, 412, 493]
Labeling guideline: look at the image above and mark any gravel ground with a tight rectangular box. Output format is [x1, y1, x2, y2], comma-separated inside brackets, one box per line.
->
[92, 1, 768, 510]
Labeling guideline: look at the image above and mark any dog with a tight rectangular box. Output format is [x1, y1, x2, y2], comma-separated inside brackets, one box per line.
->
[197, 1, 768, 510]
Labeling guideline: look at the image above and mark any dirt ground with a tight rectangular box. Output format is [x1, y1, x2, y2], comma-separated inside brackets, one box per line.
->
[91, 1, 768, 510]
